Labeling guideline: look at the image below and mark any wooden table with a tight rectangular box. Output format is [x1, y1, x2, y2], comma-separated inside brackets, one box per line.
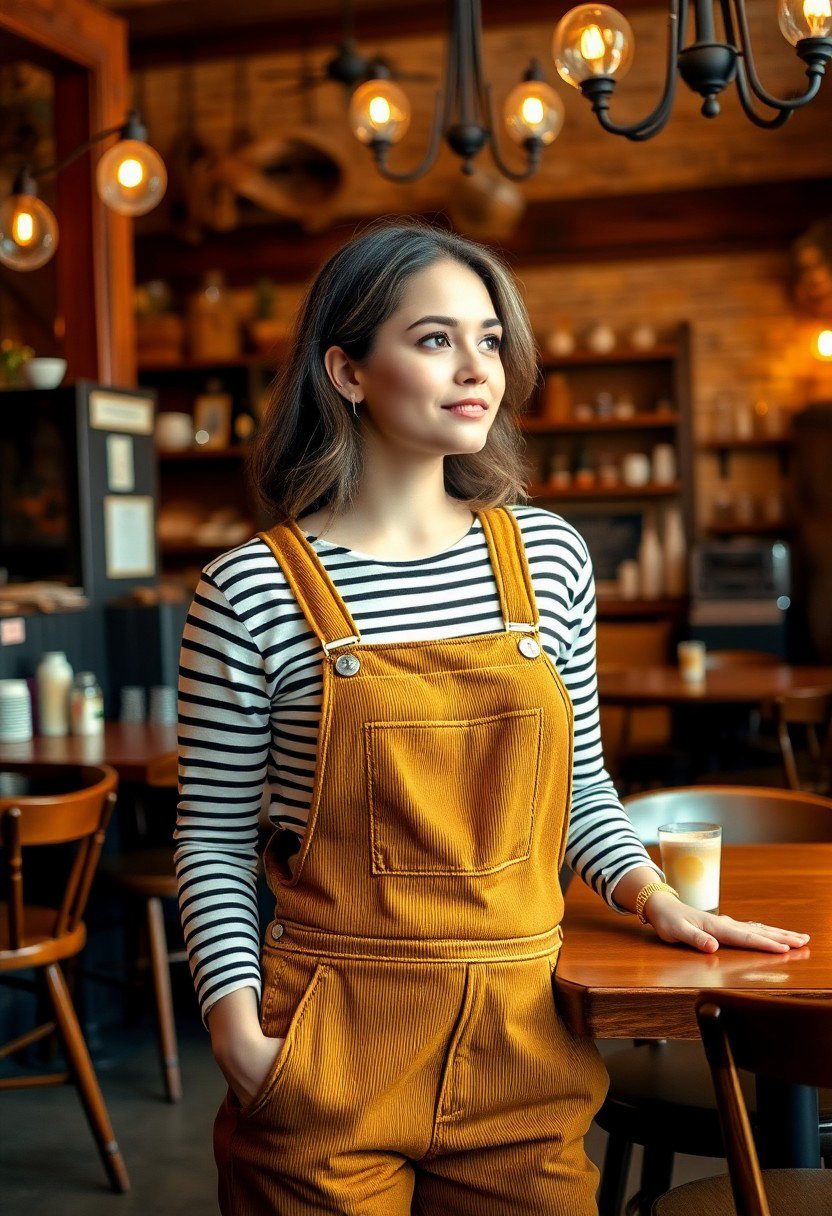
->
[555, 841, 832, 1168]
[598, 663, 832, 707]
[0, 722, 177, 783]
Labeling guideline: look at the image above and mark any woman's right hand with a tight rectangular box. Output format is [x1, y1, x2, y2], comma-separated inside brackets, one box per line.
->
[215, 1030, 285, 1108]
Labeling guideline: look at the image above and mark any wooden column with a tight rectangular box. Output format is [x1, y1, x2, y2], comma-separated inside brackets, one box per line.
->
[1, 0, 135, 386]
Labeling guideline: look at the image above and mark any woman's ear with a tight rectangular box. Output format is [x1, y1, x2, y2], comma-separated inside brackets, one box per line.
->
[324, 345, 363, 403]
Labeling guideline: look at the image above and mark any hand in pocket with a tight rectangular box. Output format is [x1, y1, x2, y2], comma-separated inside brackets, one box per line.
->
[217, 1031, 285, 1109]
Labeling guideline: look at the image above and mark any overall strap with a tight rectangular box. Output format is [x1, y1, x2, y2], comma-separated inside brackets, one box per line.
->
[479, 506, 540, 634]
[257, 522, 361, 656]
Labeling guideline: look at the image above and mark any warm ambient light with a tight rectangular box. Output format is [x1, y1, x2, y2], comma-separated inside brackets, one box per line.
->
[503, 79, 565, 145]
[96, 138, 167, 216]
[553, 4, 634, 88]
[779, 0, 832, 44]
[0, 177, 59, 271]
[813, 329, 832, 359]
[348, 78, 411, 145]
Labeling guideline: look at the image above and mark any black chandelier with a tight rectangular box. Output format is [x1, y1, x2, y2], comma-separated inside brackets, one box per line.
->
[347, 0, 565, 181]
[347, 0, 832, 181]
[552, 0, 831, 137]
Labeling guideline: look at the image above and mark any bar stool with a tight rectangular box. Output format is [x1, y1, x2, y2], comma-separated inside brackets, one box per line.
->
[594, 786, 832, 1216]
[0, 761, 129, 1193]
[101, 751, 183, 1102]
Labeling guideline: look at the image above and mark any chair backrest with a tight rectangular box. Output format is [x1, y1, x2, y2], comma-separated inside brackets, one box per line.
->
[0, 762, 118, 950]
[706, 650, 782, 670]
[770, 689, 832, 793]
[696, 990, 832, 1216]
[622, 785, 832, 844]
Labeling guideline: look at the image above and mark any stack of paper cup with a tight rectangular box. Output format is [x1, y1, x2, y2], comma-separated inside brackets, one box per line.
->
[0, 680, 33, 742]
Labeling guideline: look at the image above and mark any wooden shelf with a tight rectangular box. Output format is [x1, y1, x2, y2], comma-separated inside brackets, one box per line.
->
[521, 411, 679, 434]
[699, 435, 792, 451]
[529, 480, 681, 500]
[540, 344, 678, 369]
[158, 445, 250, 460]
[138, 354, 280, 374]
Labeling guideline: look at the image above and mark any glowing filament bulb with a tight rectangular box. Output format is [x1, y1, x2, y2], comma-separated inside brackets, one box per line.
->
[13, 209, 35, 245]
[522, 96, 546, 125]
[804, 0, 832, 34]
[116, 157, 145, 189]
[580, 25, 606, 62]
[368, 95, 392, 127]
[817, 329, 832, 358]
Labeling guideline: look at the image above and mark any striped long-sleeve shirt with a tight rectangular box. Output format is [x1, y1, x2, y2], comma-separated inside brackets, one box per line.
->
[175, 503, 664, 1024]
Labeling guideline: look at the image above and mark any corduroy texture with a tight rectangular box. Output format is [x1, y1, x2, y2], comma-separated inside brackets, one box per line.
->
[213, 505, 610, 1214]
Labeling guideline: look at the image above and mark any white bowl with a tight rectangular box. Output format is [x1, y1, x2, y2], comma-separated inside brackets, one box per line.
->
[23, 358, 67, 389]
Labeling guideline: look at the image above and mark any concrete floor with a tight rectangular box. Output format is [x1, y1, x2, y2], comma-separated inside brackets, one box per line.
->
[0, 1025, 727, 1216]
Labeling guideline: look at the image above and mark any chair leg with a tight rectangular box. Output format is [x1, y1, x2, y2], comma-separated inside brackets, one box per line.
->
[599, 1132, 633, 1216]
[44, 962, 130, 1193]
[146, 896, 182, 1103]
[637, 1144, 674, 1216]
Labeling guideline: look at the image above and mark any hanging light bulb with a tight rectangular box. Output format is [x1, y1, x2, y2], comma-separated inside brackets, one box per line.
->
[0, 167, 59, 271]
[348, 76, 411, 146]
[553, 4, 635, 88]
[503, 64, 565, 145]
[779, 0, 832, 43]
[96, 110, 167, 216]
[812, 328, 832, 359]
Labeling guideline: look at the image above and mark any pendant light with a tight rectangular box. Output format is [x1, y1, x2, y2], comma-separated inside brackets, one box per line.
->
[0, 109, 166, 271]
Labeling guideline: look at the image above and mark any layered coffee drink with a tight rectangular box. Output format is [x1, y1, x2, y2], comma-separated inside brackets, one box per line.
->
[657, 822, 722, 913]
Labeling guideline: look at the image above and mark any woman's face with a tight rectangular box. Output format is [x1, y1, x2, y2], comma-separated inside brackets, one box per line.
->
[330, 257, 506, 457]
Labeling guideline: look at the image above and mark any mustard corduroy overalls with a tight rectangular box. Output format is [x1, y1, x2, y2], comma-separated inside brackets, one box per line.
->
[213, 505, 610, 1215]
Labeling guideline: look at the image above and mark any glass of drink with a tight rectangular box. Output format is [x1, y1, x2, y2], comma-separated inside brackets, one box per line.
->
[677, 639, 707, 683]
[658, 822, 722, 913]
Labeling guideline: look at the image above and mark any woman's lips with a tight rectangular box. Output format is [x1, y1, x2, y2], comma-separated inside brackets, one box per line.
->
[443, 403, 488, 418]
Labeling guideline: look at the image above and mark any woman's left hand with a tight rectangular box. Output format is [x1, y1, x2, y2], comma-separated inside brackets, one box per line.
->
[644, 892, 811, 954]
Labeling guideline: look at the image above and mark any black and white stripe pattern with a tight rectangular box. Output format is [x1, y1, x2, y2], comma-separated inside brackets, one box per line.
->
[175, 504, 663, 1022]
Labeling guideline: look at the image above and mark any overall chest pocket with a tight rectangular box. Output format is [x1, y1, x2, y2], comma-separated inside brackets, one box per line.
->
[364, 706, 543, 876]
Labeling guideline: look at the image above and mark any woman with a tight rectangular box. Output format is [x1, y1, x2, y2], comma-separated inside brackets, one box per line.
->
[175, 217, 810, 1215]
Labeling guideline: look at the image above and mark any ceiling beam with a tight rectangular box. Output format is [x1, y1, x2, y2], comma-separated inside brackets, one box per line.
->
[124, 0, 670, 68]
[132, 176, 832, 287]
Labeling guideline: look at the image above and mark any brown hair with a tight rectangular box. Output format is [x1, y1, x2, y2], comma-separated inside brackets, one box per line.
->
[248, 215, 539, 524]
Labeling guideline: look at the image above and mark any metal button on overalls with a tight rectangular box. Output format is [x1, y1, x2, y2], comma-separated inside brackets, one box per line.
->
[214, 505, 610, 1216]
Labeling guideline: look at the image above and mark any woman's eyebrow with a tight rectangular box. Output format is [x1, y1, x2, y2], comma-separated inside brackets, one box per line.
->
[405, 314, 503, 331]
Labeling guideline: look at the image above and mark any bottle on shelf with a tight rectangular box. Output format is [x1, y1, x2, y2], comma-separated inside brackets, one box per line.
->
[188, 270, 241, 362]
[69, 672, 105, 737]
[662, 506, 687, 597]
[638, 512, 664, 599]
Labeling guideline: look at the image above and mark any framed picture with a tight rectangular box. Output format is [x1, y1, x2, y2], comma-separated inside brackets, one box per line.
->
[193, 390, 232, 450]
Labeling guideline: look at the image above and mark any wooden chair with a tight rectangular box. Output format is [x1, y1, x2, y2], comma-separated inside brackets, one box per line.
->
[595, 786, 832, 1216]
[764, 688, 832, 794]
[0, 761, 129, 1193]
[101, 749, 182, 1103]
[653, 991, 832, 1215]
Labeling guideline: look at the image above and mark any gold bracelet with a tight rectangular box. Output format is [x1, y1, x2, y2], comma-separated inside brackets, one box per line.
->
[635, 880, 680, 924]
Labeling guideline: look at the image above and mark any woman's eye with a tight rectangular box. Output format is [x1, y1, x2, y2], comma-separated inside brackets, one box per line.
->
[419, 332, 502, 351]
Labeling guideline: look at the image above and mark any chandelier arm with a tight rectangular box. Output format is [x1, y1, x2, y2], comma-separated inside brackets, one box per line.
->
[371, 87, 447, 183]
[483, 82, 543, 181]
[719, 0, 793, 126]
[728, 0, 824, 110]
[590, 0, 686, 139]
